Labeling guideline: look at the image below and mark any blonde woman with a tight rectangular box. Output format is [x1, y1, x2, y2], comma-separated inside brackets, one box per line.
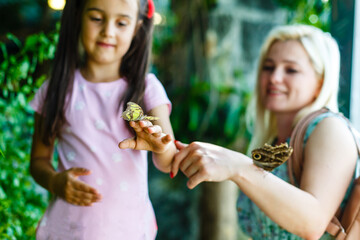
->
[172, 25, 358, 240]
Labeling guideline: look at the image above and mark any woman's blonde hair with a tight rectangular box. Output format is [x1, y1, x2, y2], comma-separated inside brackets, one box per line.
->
[247, 24, 341, 151]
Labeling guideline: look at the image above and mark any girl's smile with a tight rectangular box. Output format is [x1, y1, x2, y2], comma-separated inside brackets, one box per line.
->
[80, 0, 140, 68]
[96, 41, 116, 48]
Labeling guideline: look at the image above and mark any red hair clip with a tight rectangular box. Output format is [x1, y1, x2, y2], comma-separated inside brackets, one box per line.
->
[147, 0, 155, 19]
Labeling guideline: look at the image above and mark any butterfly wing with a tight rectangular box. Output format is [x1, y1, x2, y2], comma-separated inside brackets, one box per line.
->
[121, 102, 160, 121]
[142, 115, 159, 121]
[251, 146, 277, 171]
[122, 102, 144, 121]
[251, 143, 293, 171]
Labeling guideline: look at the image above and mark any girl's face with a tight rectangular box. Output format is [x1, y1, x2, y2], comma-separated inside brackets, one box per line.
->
[259, 40, 322, 114]
[80, 0, 139, 67]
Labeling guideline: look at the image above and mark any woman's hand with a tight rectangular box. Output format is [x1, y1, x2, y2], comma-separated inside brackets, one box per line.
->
[118, 120, 173, 154]
[51, 168, 102, 206]
[172, 141, 244, 189]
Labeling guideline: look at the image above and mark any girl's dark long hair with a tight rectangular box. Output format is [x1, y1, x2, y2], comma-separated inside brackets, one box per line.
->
[40, 0, 154, 145]
[121, 0, 154, 118]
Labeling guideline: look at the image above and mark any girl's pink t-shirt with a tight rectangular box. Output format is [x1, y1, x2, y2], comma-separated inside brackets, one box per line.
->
[30, 70, 171, 240]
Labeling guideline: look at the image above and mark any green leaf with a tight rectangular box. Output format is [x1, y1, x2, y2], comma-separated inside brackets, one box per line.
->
[0, 186, 6, 199]
[19, 61, 30, 79]
[188, 104, 200, 131]
[17, 93, 27, 108]
[0, 43, 8, 60]
[6, 33, 22, 48]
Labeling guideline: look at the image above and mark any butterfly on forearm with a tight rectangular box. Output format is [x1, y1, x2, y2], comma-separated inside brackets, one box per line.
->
[121, 102, 159, 121]
[251, 142, 293, 171]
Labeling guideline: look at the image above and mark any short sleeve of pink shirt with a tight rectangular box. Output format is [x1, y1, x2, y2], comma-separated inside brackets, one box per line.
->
[143, 73, 172, 114]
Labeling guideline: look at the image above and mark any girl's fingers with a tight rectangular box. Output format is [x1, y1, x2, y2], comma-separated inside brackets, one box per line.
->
[144, 125, 162, 134]
[68, 182, 102, 206]
[76, 181, 101, 197]
[129, 121, 163, 138]
[71, 196, 92, 206]
[129, 121, 143, 133]
[152, 132, 162, 138]
[118, 137, 136, 149]
[139, 120, 153, 128]
[72, 177, 101, 194]
[70, 169, 91, 178]
[72, 189, 96, 201]
[73, 181, 98, 194]
[73, 188, 101, 202]
[131, 120, 153, 133]
[161, 134, 172, 144]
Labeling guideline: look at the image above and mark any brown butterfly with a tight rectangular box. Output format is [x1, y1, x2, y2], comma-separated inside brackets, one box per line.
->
[251, 142, 293, 171]
[121, 102, 159, 121]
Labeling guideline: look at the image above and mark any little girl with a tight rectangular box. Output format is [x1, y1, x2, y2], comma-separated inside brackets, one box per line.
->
[29, 0, 175, 239]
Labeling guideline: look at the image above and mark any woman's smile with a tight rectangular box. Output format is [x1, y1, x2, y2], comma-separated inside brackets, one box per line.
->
[267, 86, 287, 97]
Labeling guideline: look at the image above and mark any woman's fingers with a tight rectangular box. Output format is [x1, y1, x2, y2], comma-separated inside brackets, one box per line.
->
[179, 151, 198, 176]
[181, 156, 202, 178]
[187, 171, 206, 189]
[173, 141, 228, 189]
[174, 140, 187, 150]
[172, 141, 190, 177]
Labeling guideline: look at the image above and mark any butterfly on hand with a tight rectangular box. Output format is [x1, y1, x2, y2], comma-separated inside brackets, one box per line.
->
[121, 102, 159, 121]
[251, 142, 293, 171]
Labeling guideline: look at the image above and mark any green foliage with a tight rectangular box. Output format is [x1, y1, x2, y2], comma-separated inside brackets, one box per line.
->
[170, 75, 251, 146]
[0, 28, 58, 239]
[274, 0, 331, 31]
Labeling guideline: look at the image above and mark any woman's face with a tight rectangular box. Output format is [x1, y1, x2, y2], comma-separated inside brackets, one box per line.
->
[259, 40, 322, 114]
[80, 0, 139, 67]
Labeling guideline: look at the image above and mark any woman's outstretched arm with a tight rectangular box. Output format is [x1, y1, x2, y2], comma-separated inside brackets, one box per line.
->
[172, 117, 357, 239]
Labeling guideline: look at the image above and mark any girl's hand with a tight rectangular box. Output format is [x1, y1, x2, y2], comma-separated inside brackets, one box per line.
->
[51, 168, 102, 206]
[172, 141, 242, 189]
[118, 120, 173, 153]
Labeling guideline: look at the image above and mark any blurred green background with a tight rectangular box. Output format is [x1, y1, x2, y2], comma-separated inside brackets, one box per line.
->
[0, 0, 356, 239]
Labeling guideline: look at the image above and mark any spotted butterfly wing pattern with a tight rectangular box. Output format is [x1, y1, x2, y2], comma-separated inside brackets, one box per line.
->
[251, 142, 293, 171]
[121, 102, 159, 121]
